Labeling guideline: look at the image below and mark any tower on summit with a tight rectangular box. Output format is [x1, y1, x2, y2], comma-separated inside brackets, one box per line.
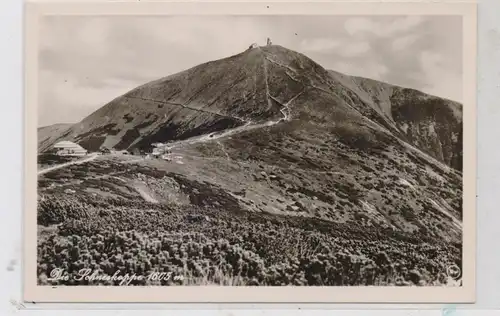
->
[267, 37, 272, 46]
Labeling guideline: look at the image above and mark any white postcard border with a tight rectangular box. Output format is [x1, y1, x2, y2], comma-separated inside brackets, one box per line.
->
[23, 0, 477, 303]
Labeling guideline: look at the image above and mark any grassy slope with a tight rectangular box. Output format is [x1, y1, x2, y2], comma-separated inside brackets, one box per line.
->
[38, 123, 73, 152]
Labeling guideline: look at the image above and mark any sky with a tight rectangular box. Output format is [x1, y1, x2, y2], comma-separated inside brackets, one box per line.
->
[38, 15, 463, 127]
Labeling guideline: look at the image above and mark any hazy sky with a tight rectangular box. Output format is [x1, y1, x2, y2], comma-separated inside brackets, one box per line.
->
[38, 15, 462, 127]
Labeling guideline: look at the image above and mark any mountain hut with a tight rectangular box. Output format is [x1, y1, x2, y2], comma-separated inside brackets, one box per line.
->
[53, 141, 88, 157]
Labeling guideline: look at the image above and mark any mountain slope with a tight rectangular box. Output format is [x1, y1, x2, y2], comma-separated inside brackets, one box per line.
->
[37, 123, 72, 151]
[39, 48, 283, 153]
[37, 45, 464, 285]
[38, 46, 462, 173]
[38, 45, 463, 242]
[171, 73, 463, 242]
[38, 44, 393, 156]
[328, 70, 462, 171]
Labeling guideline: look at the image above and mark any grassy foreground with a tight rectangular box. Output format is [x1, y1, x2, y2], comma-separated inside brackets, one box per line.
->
[37, 185, 461, 286]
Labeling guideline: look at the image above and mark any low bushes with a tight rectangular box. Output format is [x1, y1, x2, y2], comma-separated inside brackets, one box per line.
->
[37, 193, 461, 286]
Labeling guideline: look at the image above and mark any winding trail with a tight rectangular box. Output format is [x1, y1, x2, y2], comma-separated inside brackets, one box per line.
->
[124, 96, 246, 123]
[103, 49, 303, 157]
[258, 50, 452, 173]
[150, 50, 304, 152]
[264, 55, 299, 75]
[258, 47, 303, 123]
[281, 89, 305, 121]
[170, 87, 304, 150]
[38, 154, 98, 175]
[284, 71, 302, 84]
[120, 157, 145, 164]
[258, 48, 274, 111]
[49, 48, 443, 176]
[217, 141, 231, 161]
[262, 51, 387, 132]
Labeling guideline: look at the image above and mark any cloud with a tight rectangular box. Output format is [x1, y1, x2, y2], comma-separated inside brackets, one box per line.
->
[391, 34, 420, 51]
[344, 17, 374, 36]
[300, 38, 370, 57]
[38, 15, 462, 126]
[344, 16, 424, 38]
[38, 69, 135, 126]
[38, 16, 274, 126]
[363, 63, 389, 80]
[390, 16, 424, 34]
[412, 51, 462, 102]
[332, 61, 388, 80]
[338, 41, 371, 57]
[300, 38, 340, 52]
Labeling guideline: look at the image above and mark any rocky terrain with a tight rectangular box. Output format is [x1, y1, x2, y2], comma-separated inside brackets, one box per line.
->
[328, 70, 462, 171]
[37, 45, 463, 286]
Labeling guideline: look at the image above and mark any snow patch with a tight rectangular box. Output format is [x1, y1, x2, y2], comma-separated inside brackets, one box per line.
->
[400, 123, 409, 134]
[425, 165, 446, 183]
[428, 198, 462, 230]
[360, 200, 377, 214]
[397, 178, 416, 190]
[427, 122, 437, 137]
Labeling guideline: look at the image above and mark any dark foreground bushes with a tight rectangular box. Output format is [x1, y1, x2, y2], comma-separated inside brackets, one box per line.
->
[37, 193, 461, 286]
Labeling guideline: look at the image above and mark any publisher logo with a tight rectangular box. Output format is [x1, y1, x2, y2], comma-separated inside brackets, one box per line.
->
[446, 264, 461, 280]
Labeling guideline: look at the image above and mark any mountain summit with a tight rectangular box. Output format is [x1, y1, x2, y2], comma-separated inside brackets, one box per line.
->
[39, 45, 462, 171]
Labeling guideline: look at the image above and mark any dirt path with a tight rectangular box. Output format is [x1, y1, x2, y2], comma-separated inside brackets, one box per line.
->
[261, 50, 390, 134]
[120, 157, 146, 164]
[217, 141, 231, 161]
[264, 55, 299, 75]
[282, 90, 305, 120]
[150, 89, 302, 154]
[124, 96, 246, 123]
[258, 47, 274, 111]
[122, 49, 436, 171]
[259, 51, 452, 174]
[125, 50, 302, 154]
[38, 154, 98, 175]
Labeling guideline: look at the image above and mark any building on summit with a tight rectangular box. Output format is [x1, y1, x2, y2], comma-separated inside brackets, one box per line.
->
[247, 39, 271, 50]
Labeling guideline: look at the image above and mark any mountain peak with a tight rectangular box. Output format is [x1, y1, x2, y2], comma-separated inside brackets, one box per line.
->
[38, 45, 463, 172]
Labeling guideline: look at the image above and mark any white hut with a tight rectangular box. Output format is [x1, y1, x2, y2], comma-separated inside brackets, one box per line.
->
[53, 141, 88, 156]
[152, 147, 163, 156]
